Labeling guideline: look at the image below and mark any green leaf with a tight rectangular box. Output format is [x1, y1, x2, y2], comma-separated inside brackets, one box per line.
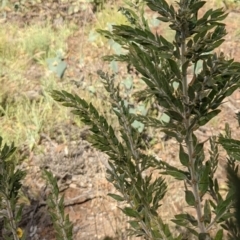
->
[218, 212, 234, 222]
[168, 59, 181, 79]
[190, 1, 206, 12]
[162, 170, 188, 180]
[15, 204, 24, 222]
[214, 229, 223, 240]
[128, 220, 140, 230]
[199, 109, 221, 126]
[211, 9, 226, 19]
[121, 207, 140, 218]
[166, 110, 183, 122]
[171, 218, 187, 227]
[214, 178, 220, 197]
[185, 214, 198, 227]
[224, 85, 238, 97]
[59, 195, 65, 208]
[185, 190, 195, 206]
[215, 196, 232, 221]
[182, 60, 190, 73]
[159, 35, 174, 49]
[174, 213, 198, 227]
[219, 137, 240, 161]
[188, 85, 195, 100]
[199, 162, 210, 197]
[157, 16, 170, 22]
[108, 193, 124, 201]
[179, 144, 189, 167]
[226, 165, 240, 230]
[199, 233, 211, 240]
[147, 0, 171, 18]
[185, 226, 198, 236]
[195, 142, 204, 156]
[204, 200, 211, 224]
[161, 130, 183, 143]
[206, 39, 225, 52]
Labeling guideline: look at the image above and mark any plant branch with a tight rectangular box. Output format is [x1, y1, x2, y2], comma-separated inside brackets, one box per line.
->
[6, 198, 19, 240]
[181, 26, 208, 238]
[206, 200, 232, 232]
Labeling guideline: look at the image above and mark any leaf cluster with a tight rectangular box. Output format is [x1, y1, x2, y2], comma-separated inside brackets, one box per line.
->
[52, 77, 176, 239]
[99, 1, 240, 144]
[0, 137, 26, 240]
[43, 170, 73, 240]
[0, 134, 74, 240]
[97, 1, 240, 238]
[52, 0, 240, 239]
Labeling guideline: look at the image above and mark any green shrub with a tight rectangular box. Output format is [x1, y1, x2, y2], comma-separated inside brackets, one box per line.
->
[0, 137, 26, 240]
[0, 136, 73, 239]
[52, 0, 240, 239]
